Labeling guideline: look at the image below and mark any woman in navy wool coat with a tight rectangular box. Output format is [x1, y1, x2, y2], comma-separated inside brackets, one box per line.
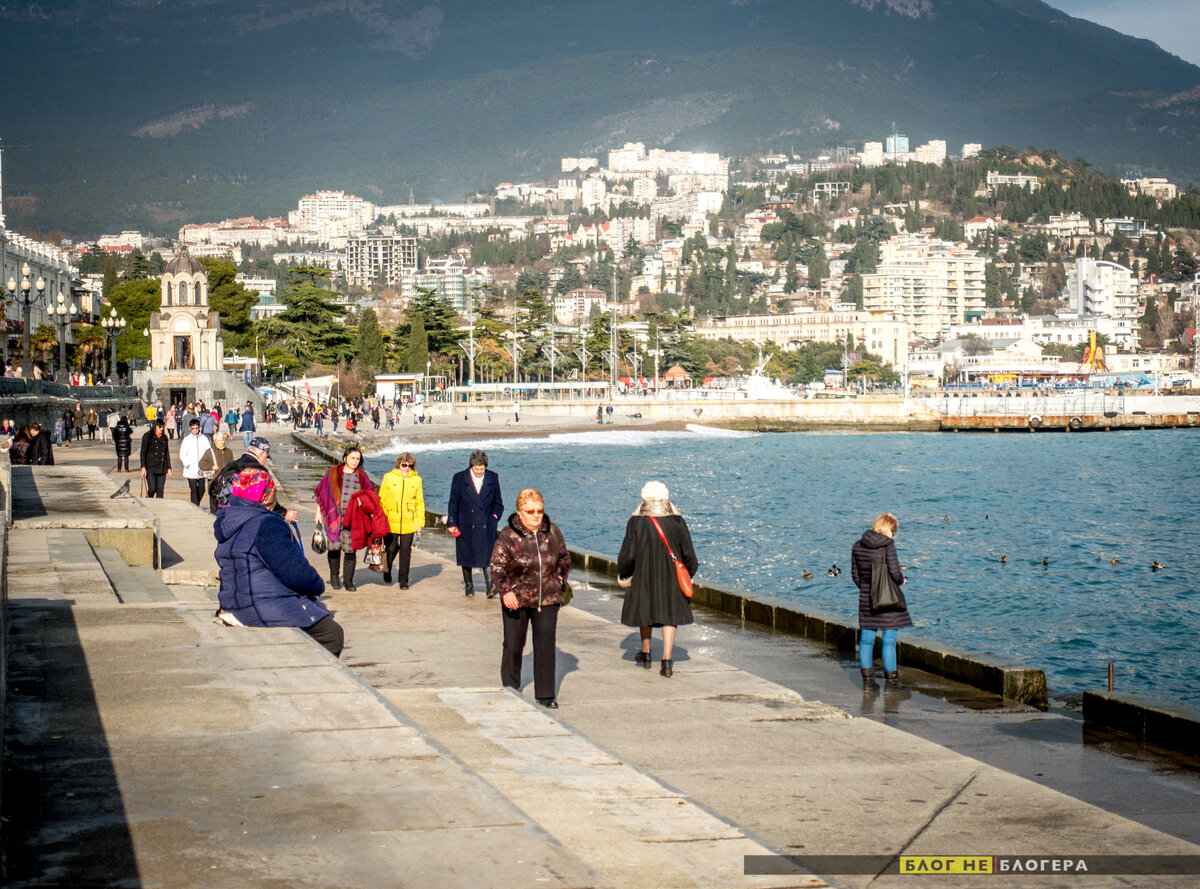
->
[446, 449, 504, 598]
[213, 468, 344, 657]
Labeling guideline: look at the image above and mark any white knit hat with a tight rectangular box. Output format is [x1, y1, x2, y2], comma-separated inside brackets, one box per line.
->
[640, 480, 670, 502]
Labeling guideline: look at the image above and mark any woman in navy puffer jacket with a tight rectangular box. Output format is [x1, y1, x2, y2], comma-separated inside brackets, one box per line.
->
[214, 469, 344, 657]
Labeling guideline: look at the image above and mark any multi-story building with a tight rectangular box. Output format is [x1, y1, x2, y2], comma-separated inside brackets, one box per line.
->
[345, 231, 419, 288]
[179, 217, 293, 249]
[985, 171, 1041, 193]
[1064, 258, 1140, 320]
[650, 191, 724, 222]
[288, 190, 375, 247]
[554, 287, 610, 325]
[606, 216, 657, 257]
[860, 142, 884, 168]
[913, 140, 947, 165]
[862, 236, 987, 341]
[581, 177, 607, 212]
[695, 309, 908, 367]
[97, 231, 145, 251]
[962, 143, 982, 159]
[885, 134, 909, 155]
[402, 257, 493, 313]
[1121, 177, 1177, 202]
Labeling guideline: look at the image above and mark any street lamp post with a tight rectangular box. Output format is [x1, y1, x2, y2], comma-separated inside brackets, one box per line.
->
[6, 263, 46, 378]
[102, 313, 126, 380]
[49, 293, 76, 381]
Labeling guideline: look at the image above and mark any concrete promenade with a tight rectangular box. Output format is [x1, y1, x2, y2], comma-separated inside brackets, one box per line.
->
[4, 428, 1200, 888]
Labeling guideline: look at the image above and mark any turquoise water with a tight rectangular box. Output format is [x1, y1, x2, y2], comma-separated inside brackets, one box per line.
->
[365, 427, 1200, 706]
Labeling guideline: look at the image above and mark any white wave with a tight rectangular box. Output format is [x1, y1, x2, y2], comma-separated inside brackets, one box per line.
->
[368, 425, 755, 457]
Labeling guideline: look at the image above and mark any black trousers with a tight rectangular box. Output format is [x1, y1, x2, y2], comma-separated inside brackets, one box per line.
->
[385, 532, 414, 583]
[303, 615, 345, 658]
[501, 604, 559, 700]
[116, 453, 130, 471]
[327, 550, 357, 583]
[144, 472, 166, 498]
[187, 477, 205, 506]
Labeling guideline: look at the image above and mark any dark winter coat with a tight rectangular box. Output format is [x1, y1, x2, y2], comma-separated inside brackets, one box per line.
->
[617, 510, 698, 628]
[214, 497, 327, 627]
[490, 512, 571, 610]
[850, 529, 913, 630]
[112, 419, 133, 457]
[139, 429, 172, 474]
[30, 431, 54, 465]
[447, 468, 503, 568]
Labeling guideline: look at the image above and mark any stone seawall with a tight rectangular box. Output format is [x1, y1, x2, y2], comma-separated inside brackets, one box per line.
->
[0, 379, 141, 430]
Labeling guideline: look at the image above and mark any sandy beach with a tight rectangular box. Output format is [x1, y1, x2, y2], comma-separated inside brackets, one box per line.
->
[285, 410, 695, 454]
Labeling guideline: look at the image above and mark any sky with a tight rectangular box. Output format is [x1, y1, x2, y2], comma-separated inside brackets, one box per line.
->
[1051, 0, 1200, 68]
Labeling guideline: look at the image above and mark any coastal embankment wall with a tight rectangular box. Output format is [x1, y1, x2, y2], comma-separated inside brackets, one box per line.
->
[0, 379, 141, 430]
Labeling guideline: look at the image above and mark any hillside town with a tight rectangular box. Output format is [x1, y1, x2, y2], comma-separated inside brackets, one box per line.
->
[2, 131, 1197, 393]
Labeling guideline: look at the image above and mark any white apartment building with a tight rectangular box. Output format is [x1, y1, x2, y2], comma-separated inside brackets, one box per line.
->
[860, 142, 884, 168]
[1034, 213, 1092, 239]
[402, 257, 493, 312]
[554, 287, 610, 325]
[345, 232, 419, 288]
[948, 314, 1139, 352]
[97, 231, 145, 251]
[985, 171, 1041, 193]
[581, 177, 607, 212]
[632, 177, 657, 201]
[650, 192, 723, 222]
[179, 217, 293, 249]
[962, 143, 982, 159]
[1121, 177, 1177, 202]
[913, 140, 947, 165]
[1065, 258, 1140, 320]
[561, 157, 599, 173]
[606, 216, 657, 257]
[288, 191, 376, 247]
[862, 236, 987, 342]
[694, 309, 908, 367]
[376, 202, 490, 219]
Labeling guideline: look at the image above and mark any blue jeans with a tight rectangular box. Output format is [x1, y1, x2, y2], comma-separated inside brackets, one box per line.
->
[242, 430, 252, 448]
[859, 628, 899, 672]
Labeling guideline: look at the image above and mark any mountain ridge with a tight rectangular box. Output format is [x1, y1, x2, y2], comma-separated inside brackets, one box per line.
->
[2, 0, 1199, 235]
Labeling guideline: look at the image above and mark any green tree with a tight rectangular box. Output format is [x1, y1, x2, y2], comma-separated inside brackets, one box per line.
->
[200, 258, 259, 350]
[102, 257, 119, 300]
[356, 307, 385, 374]
[108, 278, 160, 364]
[406, 312, 429, 373]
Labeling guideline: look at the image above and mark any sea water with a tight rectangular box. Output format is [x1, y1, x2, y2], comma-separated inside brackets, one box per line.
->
[364, 427, 1200, 707]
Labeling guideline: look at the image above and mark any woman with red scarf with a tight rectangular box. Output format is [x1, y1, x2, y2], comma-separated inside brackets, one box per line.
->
[314, 446, 374, 591]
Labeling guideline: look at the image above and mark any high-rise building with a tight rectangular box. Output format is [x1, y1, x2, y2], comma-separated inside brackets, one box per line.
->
[345, 232, 418, 288]
[862, 236, 986, 341]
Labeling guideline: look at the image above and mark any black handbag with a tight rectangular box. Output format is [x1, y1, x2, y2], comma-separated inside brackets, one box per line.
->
[869, 562, 906, 613]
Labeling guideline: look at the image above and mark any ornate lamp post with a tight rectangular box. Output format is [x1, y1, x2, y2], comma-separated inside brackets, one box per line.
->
[49, 292, 77, 381]
[6, 263, 46, 378]
[102, 313, 126, 379]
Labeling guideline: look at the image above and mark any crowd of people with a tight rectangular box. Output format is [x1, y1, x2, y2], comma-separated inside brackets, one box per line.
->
[3, 392, 914, 706]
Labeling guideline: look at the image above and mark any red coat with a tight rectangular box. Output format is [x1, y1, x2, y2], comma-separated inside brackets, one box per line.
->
[345, 489, 389, 550]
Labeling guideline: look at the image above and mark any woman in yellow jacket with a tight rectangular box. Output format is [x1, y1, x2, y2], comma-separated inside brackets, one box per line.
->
[377, 451, 425, 588]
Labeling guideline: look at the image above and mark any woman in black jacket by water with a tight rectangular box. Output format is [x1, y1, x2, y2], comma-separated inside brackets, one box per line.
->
[850, 512, 911, 690]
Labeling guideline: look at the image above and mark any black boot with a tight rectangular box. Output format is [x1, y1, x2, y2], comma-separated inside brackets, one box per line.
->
[861, 667, 879, 690]
[462, 567, 475, 598]
[483, 566, 497, 599]
[884, 670, 903, 688]
[328, 554, 342, 590]
[635, 651, 652, 668]
[343, 556, 357, 592]
[660, 659, 673, 678]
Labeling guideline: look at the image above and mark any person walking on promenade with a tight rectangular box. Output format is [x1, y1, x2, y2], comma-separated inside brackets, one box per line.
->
[86, 407, 98, 440]
[61, 407, 74, 448]
[214, 469, 344, 657]
[239, 401, 256, 449]
[378, 451, 424, 588]
[164, 407, 177, 440]
[224, 406, 239, 437]
[29, 423, 54, 465]
[98, 407, 109, 444]
[616, 481, 698, 678]
[106, 407, 119, 444]
[112, 414, 133, 471]
[178, 417, 211, 507]
[139, 419, 172, 497]
[447, 449, 503, 598]
[491, 488, 571, 709]
[314, 445, 374, 591]
[199, 431, 236, 513]
[850, 512, 911, 689]
[73, 402, 85, 442]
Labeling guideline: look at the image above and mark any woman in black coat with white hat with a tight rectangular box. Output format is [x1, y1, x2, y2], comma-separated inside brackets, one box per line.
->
[617, 480, 698, 678]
